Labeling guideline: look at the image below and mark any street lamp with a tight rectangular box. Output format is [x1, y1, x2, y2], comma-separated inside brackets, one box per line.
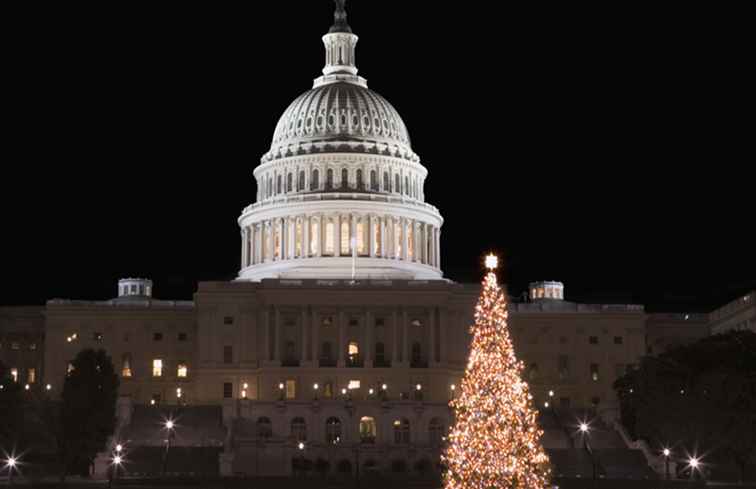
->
[662, 448, 671, 480]
[6, 456, 17, 485]
[279, 382, 285, 400]
[162, 418, 176, 476]
[109, 454, 123, 488]
[578, 422, 596, 482]
[688, 456, 700, 481]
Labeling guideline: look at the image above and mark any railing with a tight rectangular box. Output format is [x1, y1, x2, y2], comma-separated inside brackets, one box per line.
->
[240, 191, 440, 216]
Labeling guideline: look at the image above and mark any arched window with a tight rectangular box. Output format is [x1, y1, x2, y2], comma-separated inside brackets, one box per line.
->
[356, 169, 364, 190]
[321, 342, 333, 365]
[395, 174, 400, 193]
[411, 342, 422, 364]
[298, 170, 305, 191]
[257, 417, 272, 439]
[324, 381, 333, 399]
[267, 177, 272, 198]
[287, 173, 293, 192]
[383, 172, 390, 192]
[291, 417, 307, 442]
[370, 170, 378, 191]
[375, 342, 385, 365]
[360, 416, 377, 444]
[405, 176, 409, 195]
[326, 417, 342, 444]
[393, 418, 410, 444]
[341, 168, 349, 189]
[326, 169, 334, 190]
[429, 418, 444, 446]
[312, 169, 320, 190]
[277, 175, 282, 194]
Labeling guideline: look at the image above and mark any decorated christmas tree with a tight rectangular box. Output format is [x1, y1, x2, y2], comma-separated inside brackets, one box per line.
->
[443, 254, 551, 488]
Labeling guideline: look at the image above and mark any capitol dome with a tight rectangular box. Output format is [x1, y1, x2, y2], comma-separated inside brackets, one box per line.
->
[264, 83, 415, 164]
[237, 2, 444, 282]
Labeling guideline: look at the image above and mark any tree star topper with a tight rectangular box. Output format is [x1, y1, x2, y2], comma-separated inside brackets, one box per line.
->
[485, 253, 498, 271]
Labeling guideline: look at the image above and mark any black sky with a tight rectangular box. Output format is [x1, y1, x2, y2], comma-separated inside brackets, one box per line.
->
[2, 3, 753, 312]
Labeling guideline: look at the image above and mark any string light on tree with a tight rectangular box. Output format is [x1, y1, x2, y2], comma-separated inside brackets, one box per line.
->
[443, 253, 551, 488]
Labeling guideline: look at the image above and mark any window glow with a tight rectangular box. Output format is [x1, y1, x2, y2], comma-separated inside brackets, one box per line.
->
[348, 380, 361, 390]
[27, 368, 36, 384]
[286, 380, 296, 399]
[177, 363, 188, 378]
[152, 359, 163, 377]
[122, 354, 132, 378]
[10, 368, 18, 382]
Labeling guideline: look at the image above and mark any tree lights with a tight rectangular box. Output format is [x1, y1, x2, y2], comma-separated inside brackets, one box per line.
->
[442, 254, 550, 488]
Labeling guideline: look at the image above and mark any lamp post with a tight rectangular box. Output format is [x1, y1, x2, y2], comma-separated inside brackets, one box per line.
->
[663, 448, 671, 481]
[688, 456, 700, 481]
[579, 422, 596, 483]
[297, 442, 305, 478]
[109, 454, 122, 489]
[6, 457, 17, 486]
[162, 419, 175, 476]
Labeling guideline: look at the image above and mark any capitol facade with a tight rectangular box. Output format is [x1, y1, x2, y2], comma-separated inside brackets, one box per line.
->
[3, 2, 735, 479]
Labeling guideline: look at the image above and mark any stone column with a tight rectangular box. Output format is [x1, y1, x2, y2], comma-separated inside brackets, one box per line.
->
[436, 228, 441, 269]
[337, 309, 346, 367]
[402, 218, 409, 261]
[268, 221, 275, 262]
[429, 307, 437, 365]
[391, 309, 398, 365]
[254, 225, 261, 265]
[351, 213, 357, 255]
[274, 307, 281, 362]
[368, 214, 374, 258]
[402, 308, 409, 364]
[311, 309, 319, 366]
[364, 310, 373, 367]
[303, 215, 310, 258]
[263, 308, 271, 361]
[301, 307, 308, 364]
[380, 216, 387, 258]
[240, 228, 246, 268]
[333, 214, 340, 256]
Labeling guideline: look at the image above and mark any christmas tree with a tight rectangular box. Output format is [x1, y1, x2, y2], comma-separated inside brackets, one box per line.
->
[443, 254, 551, 488]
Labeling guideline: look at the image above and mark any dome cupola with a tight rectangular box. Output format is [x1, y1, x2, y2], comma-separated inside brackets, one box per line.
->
[238, 1, 444, 282]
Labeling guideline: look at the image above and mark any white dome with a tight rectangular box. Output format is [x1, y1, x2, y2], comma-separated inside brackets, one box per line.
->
[264, 82, 414, 163]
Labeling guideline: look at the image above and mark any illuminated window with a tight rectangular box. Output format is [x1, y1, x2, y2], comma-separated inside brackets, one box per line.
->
[152, 359, 163, 377]
[393, 418, 410, 444]
[348, 342, 359, 357]
[177, 363, 188, 378]
[356, 219, 367, 255]
[340, 215, 350, 255]
[325, 219, 335, 255]
[295, 219, 303, 257]
[310, 218, 319, 256]
[394, 220, 402, 258]
[28, 368, 36, 384]
[285, 379, 296, 400]
[372, 219, 381, 256]
[360, 416, 377, 443]
[122, 354, 132, 378]
[67, 363, 74, 374]
[10, 368, 18, 382]
[348, 380, 361, 390]
[324, 381, 333, 399]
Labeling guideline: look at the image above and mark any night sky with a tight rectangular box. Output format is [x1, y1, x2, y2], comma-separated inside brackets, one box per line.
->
[2, 3, 752, 312]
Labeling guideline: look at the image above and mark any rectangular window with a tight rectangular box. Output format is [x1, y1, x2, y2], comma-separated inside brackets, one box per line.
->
[589, 336, 599, 345]
[590, 363, 600, 382]
[28, 368, 36, 384]
[223, 345, 233, 364]
[285, 379, 296, 400]
[348, 380, 361, 390]
[11, 342, 20, 350]
[177, 363, 188, 378]
[614, 336, 623, 345]
[10, 368, 18, 382]
[122, 354, 132, 378]
[223, 316, 234, 325]
[223, 382, 233, 399]
[152, 359, 163, 377]
[153, 332, 163, 341]
[178, 332, 187, 341]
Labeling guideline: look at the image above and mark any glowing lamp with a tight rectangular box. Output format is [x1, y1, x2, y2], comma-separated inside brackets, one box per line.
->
[115, 444, 123, 453]
[165, 420, 174, 430]
[113, 455, 122, 465]
[8, 457, 17, 468]
[46, 384, 52, 391]
[313, 383, 319, 390]
[298, 442, 305, 450]
[416, 384, 422, 391]
[381, 383, 388, 390]
[663, 448, 670, 457]
[579, 423, 589, 433]
[689, 457, 699, 469]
